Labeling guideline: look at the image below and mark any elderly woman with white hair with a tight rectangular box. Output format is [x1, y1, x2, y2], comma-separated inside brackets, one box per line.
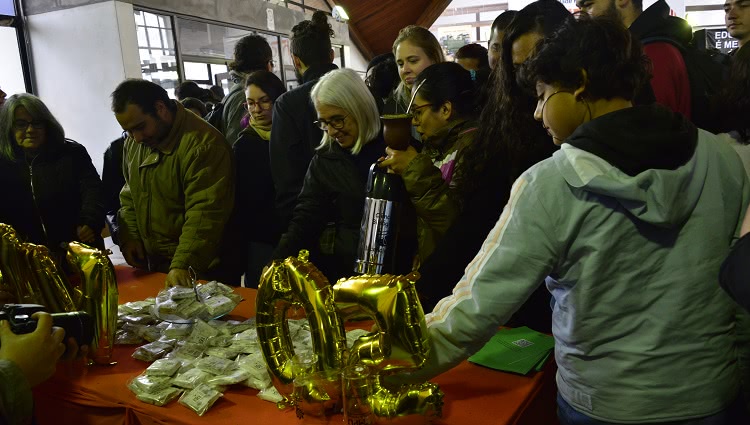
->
[272, 68, 385, 282]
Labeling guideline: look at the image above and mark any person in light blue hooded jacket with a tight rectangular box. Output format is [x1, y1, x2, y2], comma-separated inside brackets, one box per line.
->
[397, 17, 750, 425]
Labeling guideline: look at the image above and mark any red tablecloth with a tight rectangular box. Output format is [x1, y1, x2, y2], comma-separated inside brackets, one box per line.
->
[33, 266, 559, 425]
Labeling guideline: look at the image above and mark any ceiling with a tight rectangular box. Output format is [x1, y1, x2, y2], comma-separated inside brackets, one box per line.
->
[334, 0, 453, 62]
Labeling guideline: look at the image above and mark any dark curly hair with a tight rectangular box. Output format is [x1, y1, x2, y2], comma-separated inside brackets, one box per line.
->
[454, 0, 569, 199]
[291, 11, 334, 67]
[716, 43, 750, 143]
[230, 34, 273, 73]
[521, 16, 652, 103]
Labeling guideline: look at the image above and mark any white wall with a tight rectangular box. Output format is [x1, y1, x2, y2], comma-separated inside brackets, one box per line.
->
[26, 1, 141, 174]
[0, 27, 26, 96]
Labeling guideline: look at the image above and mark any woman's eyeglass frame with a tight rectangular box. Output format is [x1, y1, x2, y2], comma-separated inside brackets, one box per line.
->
[314, 114, 349, 131]
[243, 98, 274, 112]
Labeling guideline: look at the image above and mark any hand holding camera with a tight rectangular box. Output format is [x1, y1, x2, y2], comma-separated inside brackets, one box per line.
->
[0, 305, 94, 387]
[0, 312, 66, 387]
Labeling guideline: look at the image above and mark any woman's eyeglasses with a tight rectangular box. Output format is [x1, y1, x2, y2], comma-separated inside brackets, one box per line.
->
[243, 99, 273, 112]
[13, 120, 45, 131]
[408, 104, 433, 122]
[314, 115, 348, 131]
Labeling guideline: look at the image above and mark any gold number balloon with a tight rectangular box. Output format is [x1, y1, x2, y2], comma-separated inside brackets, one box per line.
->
[256, 251, 443, 420]
[256, 251, 347, 406]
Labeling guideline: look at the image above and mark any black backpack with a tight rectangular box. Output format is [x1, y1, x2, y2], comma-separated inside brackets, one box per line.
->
[642, 36, 732, 133]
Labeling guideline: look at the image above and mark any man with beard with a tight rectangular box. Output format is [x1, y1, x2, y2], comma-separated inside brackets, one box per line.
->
[577, 0, 691, 119]
[112, 79, 234, 287]
[269, 11, 337, 232]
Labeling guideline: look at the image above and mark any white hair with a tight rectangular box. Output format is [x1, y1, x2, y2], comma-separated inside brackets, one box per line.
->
[311, 68, 380, 155]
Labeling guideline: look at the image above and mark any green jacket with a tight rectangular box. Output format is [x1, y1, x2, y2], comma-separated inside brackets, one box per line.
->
[402, 119, 478, 262]
[119, 101, 235, 272]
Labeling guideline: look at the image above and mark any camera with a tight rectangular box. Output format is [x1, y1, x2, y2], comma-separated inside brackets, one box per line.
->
[0, 304, 94, 348]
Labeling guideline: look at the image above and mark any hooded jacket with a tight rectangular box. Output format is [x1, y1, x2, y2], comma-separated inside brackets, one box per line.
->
[118, 101, 234, 273]
[406, 105, 750, 423]
[220, 70, 251, 146]
[630, 0, 692, 118]
[402, 119, 478, 263]
[0, 139, 104, 252]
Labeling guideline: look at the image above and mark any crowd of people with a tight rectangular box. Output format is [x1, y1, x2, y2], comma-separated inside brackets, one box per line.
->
[2, 0, 750, 423]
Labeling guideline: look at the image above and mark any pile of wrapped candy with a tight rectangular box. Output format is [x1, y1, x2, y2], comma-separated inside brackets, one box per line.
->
[116, 282, 369, 416]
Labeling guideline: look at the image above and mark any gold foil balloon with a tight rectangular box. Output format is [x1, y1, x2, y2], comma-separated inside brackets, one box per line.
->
[256, 250, 347, 407]
[257, 251, 443, 421]
[0, 223, 79, 310]
[334, 272, 443, 419]
[333, 272, 428, 371]
[66, 242, 119, 365]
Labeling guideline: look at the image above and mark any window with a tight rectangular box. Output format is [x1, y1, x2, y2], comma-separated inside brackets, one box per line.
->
[134, 10, 179, 97]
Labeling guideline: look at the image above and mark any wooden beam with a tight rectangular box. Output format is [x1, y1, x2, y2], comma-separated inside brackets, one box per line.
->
[416, 0, 454, 28]
[347, 21, 375, 62]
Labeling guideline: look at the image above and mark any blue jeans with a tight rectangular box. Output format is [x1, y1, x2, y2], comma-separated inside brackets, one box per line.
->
[557, 393, 747, 425]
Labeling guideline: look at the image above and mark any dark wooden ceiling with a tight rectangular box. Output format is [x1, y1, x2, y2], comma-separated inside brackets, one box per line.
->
[334, 0, 453, 61]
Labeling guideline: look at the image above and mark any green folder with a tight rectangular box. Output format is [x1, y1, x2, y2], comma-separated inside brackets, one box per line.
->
[468, 327, 554, 375]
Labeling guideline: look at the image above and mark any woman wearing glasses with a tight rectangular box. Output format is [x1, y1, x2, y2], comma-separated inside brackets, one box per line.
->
[379, 62, 478, 266]
[0, 93, 105, 253]
[233, 70, 286, 286]
[272, 68, 384, 283]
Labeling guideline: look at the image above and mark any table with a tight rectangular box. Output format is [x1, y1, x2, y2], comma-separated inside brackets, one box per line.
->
[33, 266, 559, 425]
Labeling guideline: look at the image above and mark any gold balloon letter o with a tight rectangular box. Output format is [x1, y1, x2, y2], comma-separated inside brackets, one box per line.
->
[256, 251, 347, 403]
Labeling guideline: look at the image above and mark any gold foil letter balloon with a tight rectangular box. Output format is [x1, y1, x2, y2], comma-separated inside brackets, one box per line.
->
[257, 252, 443, 420]
[66, 242, 119, 365]
[256, 251, 347, 406]
[334, 272, 443, 419]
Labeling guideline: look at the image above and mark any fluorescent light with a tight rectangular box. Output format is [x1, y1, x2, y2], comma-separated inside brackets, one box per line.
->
[333, 5, 349, 21]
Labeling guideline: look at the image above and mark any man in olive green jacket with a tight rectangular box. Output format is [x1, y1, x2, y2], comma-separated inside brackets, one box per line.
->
[112, 79, 234, 287]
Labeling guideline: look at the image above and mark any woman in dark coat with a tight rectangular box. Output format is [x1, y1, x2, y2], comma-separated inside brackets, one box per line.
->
[272, 69, 385, 283]
[0, 93, 105, 253]
[233, 70, 286, 287]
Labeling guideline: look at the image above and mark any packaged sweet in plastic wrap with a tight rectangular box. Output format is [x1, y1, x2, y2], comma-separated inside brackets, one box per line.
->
[153, 280, 241, 323]
[238, 353, 273, 390]
[128, 373, 173, 393]
[136, 386, 183, 407]
[145, 358, 182, 377]
[179, 383, 223, 416]
[206, 369, 252, 387]
[196, 355, 237, 375]
[186, 320, 219, 345]
[173, 368, 215, 389]
[169, 342, 205, 360]
[132, 340, 174, 362]
[163, 322, 192, 339]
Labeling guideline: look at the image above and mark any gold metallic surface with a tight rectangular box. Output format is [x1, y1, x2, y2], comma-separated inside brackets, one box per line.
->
[256, 250, 347, 408]
[66, 242, 119, 365]
[257, 251, 443, 420]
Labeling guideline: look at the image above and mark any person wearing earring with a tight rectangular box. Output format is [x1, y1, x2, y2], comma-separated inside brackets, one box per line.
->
[393, 17, 749, 425]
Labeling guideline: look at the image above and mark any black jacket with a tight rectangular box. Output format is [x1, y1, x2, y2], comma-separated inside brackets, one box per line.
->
[629, 0, 692, 45]
[273, 136, 386, 283]
[0, 139, 105, 251]
[233, 127, 278, 245]
[270, 63, 338, 232]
